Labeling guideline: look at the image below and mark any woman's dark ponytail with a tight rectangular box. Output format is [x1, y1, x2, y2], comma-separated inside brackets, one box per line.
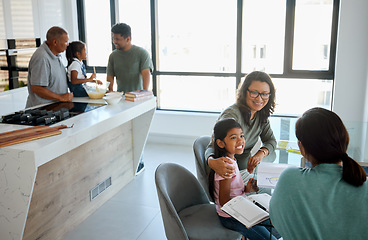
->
[296, 108, 366, 187]
[341, 153, 366, 187]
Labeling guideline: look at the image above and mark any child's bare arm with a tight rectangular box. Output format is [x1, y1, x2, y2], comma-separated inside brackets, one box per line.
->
[218, 178, 232, 206]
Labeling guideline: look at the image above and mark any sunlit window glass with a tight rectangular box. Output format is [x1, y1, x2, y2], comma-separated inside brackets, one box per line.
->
[0, 0, 6, 50]
[9, 0, 34, 38]
[118, 0, 151, 54]
[273, 78, 333, 116]
[242, 0, 286, 74]
[84, 0, 112, 67]
[38, 1, 64, 32]
[0, 69, 8, 92]
[293, 0, 333, 70]
[157, 0, 237, 72]
[158, 76, 236, 112]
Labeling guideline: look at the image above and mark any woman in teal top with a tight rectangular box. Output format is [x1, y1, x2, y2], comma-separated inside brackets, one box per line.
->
[269, 108, 368, 240]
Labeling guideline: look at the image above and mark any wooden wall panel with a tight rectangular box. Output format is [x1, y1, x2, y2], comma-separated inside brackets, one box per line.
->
[23, 122, 134, 240]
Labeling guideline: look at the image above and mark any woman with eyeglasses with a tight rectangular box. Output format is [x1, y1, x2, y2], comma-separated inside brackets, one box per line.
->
[205, 71, 277, 191]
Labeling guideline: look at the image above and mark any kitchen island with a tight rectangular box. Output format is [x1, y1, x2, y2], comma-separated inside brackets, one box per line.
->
[0, 95, 156, 240]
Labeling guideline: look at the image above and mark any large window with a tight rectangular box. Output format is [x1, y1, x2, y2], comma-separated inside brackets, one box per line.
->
[293, 0, 333, 70]
[83, 0, 112, 67]
[118, 0, 151, 54]
[157, 0, 237, 73]
[242, 0, 286, 74]
[77, 0, 339, 116]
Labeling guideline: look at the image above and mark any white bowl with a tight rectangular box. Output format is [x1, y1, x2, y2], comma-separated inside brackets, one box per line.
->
[103, 95, 122, 105]
[105, 92, 123, 98]
[82, 82, 110, 99]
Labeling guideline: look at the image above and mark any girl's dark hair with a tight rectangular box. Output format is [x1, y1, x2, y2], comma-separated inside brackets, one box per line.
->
[236, 71, 276, 126]
[296, 107, 366, 187]
[208, 118, 242, 200]
[66, 41, 85, 67]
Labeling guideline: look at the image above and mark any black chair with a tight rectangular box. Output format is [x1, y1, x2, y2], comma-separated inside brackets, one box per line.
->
[155, 162, 242, 240]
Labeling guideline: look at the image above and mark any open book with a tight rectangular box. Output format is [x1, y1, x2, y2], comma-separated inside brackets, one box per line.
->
[221, 193, 271, 228]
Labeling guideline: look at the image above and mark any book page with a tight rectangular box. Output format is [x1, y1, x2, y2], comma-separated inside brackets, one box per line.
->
[221, 196, 269, 228]
[247, 193, 271, 212]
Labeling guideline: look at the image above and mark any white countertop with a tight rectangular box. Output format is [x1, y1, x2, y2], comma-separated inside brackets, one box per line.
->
[0, 96, 156, 167]
[0, 95, 156, 240]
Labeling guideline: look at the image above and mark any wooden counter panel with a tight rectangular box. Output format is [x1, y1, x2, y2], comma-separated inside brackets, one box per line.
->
[23, 122, 134, 240]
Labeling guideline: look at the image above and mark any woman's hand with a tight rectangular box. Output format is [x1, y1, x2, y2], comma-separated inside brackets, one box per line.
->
[247, 149, 268, 173]
[244, 178, 253, 193]
[208, 156, 235, 179]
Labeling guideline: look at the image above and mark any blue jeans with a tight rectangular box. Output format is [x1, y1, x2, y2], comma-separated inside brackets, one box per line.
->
[219, 216, 277, 240]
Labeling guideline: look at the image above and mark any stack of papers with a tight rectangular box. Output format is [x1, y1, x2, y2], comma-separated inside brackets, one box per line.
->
[257, 162, 294, 188]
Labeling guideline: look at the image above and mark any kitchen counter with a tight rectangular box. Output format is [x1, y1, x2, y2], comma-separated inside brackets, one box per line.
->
[0, 95, 156, 240]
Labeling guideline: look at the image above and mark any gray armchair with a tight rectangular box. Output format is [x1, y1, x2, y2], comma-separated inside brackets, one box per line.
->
[193, 136, 212, 201]
[155, 162, 242, 240]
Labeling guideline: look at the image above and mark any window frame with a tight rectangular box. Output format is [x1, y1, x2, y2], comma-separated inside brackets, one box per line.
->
[76, 0, 340, 114]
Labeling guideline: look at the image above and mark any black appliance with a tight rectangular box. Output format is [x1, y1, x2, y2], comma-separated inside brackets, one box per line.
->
[1, 102, 106, 126]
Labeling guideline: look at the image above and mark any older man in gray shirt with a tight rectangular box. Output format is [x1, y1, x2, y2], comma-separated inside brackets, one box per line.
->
[26, 26, 73, 108]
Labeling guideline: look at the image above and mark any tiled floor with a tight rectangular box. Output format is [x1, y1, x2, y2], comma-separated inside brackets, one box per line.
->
[63, 142, 195, 240]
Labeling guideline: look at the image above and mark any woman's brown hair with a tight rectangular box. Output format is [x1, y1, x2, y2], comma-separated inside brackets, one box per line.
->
[296, 107, 366, 186]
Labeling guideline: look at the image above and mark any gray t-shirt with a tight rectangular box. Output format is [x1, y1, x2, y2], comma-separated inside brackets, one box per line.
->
[106, 45, 153, 93]
[26, 42, 68, 108]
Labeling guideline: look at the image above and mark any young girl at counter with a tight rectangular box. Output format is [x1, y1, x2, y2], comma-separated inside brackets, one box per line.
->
[66, 41, 102, 97]
[208, 118, 276, 240]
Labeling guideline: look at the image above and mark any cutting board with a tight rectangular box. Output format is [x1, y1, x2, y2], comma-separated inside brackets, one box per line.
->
[0, 125, 68, 148]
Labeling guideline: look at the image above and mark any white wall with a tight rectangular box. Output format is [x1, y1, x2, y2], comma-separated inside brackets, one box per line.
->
[333, 0, 368, 122]
[148, 110, 218, 146]
[332, 0, 368, 161]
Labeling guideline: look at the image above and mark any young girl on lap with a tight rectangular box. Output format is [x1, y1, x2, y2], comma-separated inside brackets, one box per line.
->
[209, 118, 276, 240]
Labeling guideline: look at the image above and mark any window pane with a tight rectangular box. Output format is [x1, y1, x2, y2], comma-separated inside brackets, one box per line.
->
[0, 0, 6, 49]
[38, 0, 65, 32]
[0, 69, 8, 92]
[157, 0, 237, 72]
[242, 0, 286, 74]
[10, 0, 35, 38]
[84, 0, 112, 67]
[273, 78, 333, 115]
[118, 0, 151, 54]
[158, 76, 236, 112]
[293, 0, 333, 70]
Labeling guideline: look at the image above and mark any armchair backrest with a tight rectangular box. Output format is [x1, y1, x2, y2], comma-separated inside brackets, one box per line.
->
[155, 163, 210, 240]
[193, 136, 212, 200]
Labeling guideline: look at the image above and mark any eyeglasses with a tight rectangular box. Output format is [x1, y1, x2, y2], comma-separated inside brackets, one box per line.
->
[247, 89, 271, 99]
